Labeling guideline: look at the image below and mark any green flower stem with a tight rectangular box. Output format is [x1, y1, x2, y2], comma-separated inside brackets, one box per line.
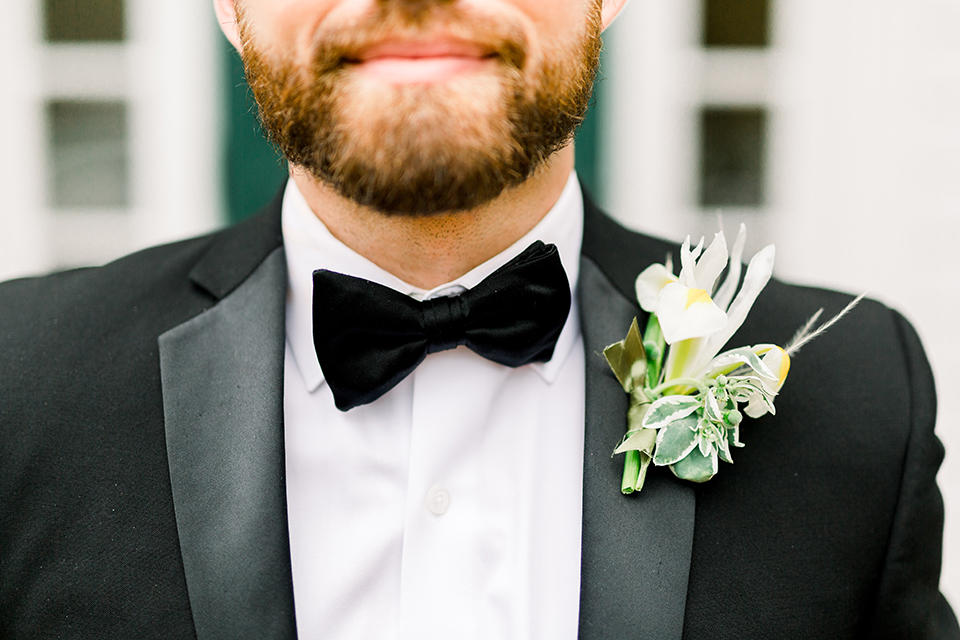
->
[621, 449, 641, 494]
[643, 314, 666, 385]
[649, 377, 708, 397]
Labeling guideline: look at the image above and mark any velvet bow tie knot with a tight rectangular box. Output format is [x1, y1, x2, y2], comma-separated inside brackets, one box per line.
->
[312, 241, 571, 411]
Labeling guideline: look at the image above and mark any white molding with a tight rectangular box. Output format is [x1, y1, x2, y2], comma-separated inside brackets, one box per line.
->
[47, 210, 132, 269]
[0, 0, 48, 279]
[41, 45, 128, 99]
[700, 50, 774, 106]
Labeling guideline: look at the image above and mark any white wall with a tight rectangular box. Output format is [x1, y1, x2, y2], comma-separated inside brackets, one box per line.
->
[0, 0, 222, 280]
[603, 0, 960, 603]
[0, 1, 49, 277]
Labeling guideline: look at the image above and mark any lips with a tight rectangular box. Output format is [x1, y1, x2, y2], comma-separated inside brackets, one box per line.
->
[344, 38, 499, 84]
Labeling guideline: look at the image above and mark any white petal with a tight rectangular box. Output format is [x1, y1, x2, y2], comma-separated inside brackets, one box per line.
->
[712, 224, 746, 312]
[693, 244, 776, 373]
[743, 393, 772, 418]
[635, 263, 678, 312]
[760, 346, 791, 392]
[657, 283, 728, 344]
[693, 231, 729, 296]
[691, 237, 704, 261]
[679, 236, 704, 287]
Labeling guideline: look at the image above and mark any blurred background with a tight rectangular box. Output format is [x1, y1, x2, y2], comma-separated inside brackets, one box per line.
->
[2, 0, 959, 604]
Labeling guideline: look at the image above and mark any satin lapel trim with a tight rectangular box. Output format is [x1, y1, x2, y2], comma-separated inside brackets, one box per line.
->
[577, 257, 695, 640]
[160, 248, 297, 640]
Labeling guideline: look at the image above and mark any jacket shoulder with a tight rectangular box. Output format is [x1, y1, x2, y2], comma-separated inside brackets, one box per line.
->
[0, 192, 284, 346]
[0, 231, 217, 349]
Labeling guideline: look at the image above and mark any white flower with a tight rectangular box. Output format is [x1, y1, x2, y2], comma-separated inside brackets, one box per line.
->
[635, 234, 727, 343]
[635, 263, 677, 313]
[635, 225, 776, 384]
[655, 283, 727, 344]
[609, 221, 863, 493]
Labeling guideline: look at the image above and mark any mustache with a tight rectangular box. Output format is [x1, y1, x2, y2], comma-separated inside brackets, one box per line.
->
[304, 3, 529, 74]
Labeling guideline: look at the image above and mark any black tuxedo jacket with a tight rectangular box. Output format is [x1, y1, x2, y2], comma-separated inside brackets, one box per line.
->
[1, 192, 957, 639]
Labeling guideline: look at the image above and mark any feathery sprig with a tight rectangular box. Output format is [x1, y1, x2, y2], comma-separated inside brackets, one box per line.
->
[785, 292, 867, 356]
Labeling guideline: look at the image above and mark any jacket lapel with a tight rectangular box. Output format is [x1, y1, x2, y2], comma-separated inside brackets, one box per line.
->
[577, 254, 695, 638]
[159, 195, 296, 640]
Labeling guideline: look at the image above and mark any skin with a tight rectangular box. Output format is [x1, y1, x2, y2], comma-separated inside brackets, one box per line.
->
[214, 0, 628, 288]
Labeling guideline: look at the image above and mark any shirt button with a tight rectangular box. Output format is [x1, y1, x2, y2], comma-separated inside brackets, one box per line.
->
[426, 485, 451, 515]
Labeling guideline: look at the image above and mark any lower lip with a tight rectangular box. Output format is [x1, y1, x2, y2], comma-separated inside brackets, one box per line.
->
[351, 56, 494, 84]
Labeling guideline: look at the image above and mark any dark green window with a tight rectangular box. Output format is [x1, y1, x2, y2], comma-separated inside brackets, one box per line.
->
[699, 107, 766, 207]
[48, 100, 129, 208]
[44, 0, 125, 42]
[703, 0, 769, 48]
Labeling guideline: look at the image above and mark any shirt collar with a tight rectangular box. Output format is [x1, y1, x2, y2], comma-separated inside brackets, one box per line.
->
[283, 172, 584, 393]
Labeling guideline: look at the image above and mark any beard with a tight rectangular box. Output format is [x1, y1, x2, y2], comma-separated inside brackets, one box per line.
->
[238, 2, 602, 216]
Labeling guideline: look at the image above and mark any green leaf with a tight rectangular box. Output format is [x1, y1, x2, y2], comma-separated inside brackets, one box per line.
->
[603, 317, 647, 392]
[614, 427, 657, 455]
[726, 376, 774, 404]
[734, 379, 776, 415]
[670, 447, 719, 483]
[703, 390, 723, 423]
[710, 347, 776, 380]
[727, 424, 744, 448]
[698, 436, 716, 458]
[642, 395, 701, 430]
[653, 414, 700, 465]
[717, 431, 734, 463]
[635, 452, 652, 492]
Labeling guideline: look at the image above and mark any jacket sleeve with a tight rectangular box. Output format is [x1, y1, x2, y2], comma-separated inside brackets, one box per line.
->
[867, 310, 959, 639]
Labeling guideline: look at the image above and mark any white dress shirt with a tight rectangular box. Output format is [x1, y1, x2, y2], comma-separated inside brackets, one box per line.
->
[282, 173, 586, 640]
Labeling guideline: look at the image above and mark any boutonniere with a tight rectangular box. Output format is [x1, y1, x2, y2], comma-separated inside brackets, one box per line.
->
[604, 225, 861, 494]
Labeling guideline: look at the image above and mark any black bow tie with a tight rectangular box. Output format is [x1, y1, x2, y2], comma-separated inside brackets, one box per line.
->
[312, 241, 571, 411]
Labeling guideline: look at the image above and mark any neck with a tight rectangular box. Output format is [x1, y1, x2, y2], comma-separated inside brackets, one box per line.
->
[291, 146, 575, 290]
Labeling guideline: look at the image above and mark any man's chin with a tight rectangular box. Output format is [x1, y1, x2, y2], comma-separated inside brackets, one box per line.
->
[303, 82, 523, 215]
[315, 158, 517, 217]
